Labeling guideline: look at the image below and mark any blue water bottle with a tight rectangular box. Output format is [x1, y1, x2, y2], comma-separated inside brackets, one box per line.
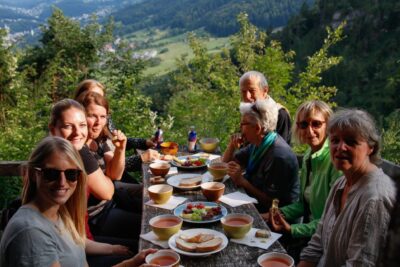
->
[188, 126, 197, 152]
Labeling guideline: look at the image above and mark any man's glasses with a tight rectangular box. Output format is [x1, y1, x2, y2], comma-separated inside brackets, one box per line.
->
[240, 122, 252, 127]
[35, 167, 81, 182]
[297, 120, 325, 130]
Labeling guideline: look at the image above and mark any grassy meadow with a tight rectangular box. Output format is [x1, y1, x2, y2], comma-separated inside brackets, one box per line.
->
[125, 28, 231, 76]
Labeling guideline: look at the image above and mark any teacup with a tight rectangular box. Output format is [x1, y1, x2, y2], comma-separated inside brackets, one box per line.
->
[201, 182, 225, 201]
[149, 162, 171, 177]
[148, 184, 173, 204]
[207, 162, 228, 181]
[145, 249, 180, 267]
[221, 213, 253, 239]
[149, 214, 182, 241]
[257, 252, 294, 267]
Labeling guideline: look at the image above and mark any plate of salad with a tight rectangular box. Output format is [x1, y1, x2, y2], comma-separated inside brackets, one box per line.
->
[170, 156, 208, 170]
[174, 201, 228, 223]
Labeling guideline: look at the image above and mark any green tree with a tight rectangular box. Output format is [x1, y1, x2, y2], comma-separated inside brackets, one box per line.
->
[286, 22, 345, 114]
[20, 8, 114, 101]
[166, 13, 344, 150]
[382, 110, 400, 164]
[0, 28, 17, 126]
[167, 33, 239, 147]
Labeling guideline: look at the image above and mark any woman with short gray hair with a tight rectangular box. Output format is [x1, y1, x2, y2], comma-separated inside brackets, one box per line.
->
[299, 109, 396, 267]
[223, 99, 299, 212]
[239, 97, 278, 133]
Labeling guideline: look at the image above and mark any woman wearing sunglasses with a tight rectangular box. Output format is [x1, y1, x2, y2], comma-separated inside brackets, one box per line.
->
[223, 99, 300, 213]
[0, 136, 87, 266]
[261, 100, 342, 262]
[0, 136, 158, 266]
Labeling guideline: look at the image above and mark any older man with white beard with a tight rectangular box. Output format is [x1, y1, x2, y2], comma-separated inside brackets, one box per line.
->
[239, 71, 291, 144]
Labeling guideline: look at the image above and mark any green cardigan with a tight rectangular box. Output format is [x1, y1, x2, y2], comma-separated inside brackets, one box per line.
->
[280, 139, 342, 238]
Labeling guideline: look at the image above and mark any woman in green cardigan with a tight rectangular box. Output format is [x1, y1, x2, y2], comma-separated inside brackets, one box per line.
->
[262, 100, 342, 261]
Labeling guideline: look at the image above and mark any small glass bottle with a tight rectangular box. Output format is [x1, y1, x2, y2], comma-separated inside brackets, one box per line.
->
[154, 126, 164, 148]
[188, 126, 197, 152]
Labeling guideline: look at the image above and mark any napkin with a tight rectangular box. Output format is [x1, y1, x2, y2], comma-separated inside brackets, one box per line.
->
[145, 195, 187, 210]
[219, 191, 258, 207]
[167, 167, 178, 176]
[230, 228, 281, 250]
[140, 230, 180, 248]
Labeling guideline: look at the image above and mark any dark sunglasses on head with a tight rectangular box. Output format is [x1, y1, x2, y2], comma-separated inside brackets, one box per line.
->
[297, 120, 325, 130]
[34, 167, 81, 182]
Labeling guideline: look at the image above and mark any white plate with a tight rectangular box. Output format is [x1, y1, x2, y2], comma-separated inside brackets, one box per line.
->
[173, 201, 228, 224]
[202, 171, 230, 183]
[167, 173, 208, 190]
[168, 228, 228, 257]
[170, 156, 208, 170]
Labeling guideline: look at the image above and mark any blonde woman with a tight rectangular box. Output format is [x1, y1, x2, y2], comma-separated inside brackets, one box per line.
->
[262, 100, 342, 262]
[0, 137, 157, 267]
[0, 136, 87, 266]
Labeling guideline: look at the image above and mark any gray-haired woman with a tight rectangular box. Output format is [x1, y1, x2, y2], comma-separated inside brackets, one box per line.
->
[298, 109, 396, 267]
[222, 99, 299, 212]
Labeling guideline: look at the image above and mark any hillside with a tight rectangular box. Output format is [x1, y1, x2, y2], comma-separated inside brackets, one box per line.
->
[114, 0, 314, 36]
[0, 0, 143, 42]
[276, 0, 400, 118]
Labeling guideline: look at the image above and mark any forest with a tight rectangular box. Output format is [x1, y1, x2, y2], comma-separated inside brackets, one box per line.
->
[0, 0, 399, 207]
[114, 0, 314, 36]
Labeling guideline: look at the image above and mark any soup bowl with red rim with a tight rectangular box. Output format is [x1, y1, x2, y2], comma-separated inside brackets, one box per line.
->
[149, 214, 183, 240]
[257, 252, 294, 267]
[145, 249, 180, 267]
[221, 213, 253, 239]
[201, 181, 225, 201]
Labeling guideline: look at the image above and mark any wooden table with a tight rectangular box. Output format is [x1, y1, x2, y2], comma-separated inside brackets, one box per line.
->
[139, 162, 286, 267]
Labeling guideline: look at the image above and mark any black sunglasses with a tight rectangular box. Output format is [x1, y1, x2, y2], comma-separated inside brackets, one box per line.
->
[35, 167, 81, 182]
[297, 120, 325, 130]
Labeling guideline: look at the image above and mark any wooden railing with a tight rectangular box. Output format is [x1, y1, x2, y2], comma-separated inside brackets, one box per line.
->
[0, 161, 25, 177]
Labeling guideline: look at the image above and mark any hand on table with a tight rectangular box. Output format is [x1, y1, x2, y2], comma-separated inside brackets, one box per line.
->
[140, 149, 160, 163]
[145, 138, 156, 149]
[227, 161, 246, 187]
[117, 248, 158, 267]
[110, 244, 133, 256]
